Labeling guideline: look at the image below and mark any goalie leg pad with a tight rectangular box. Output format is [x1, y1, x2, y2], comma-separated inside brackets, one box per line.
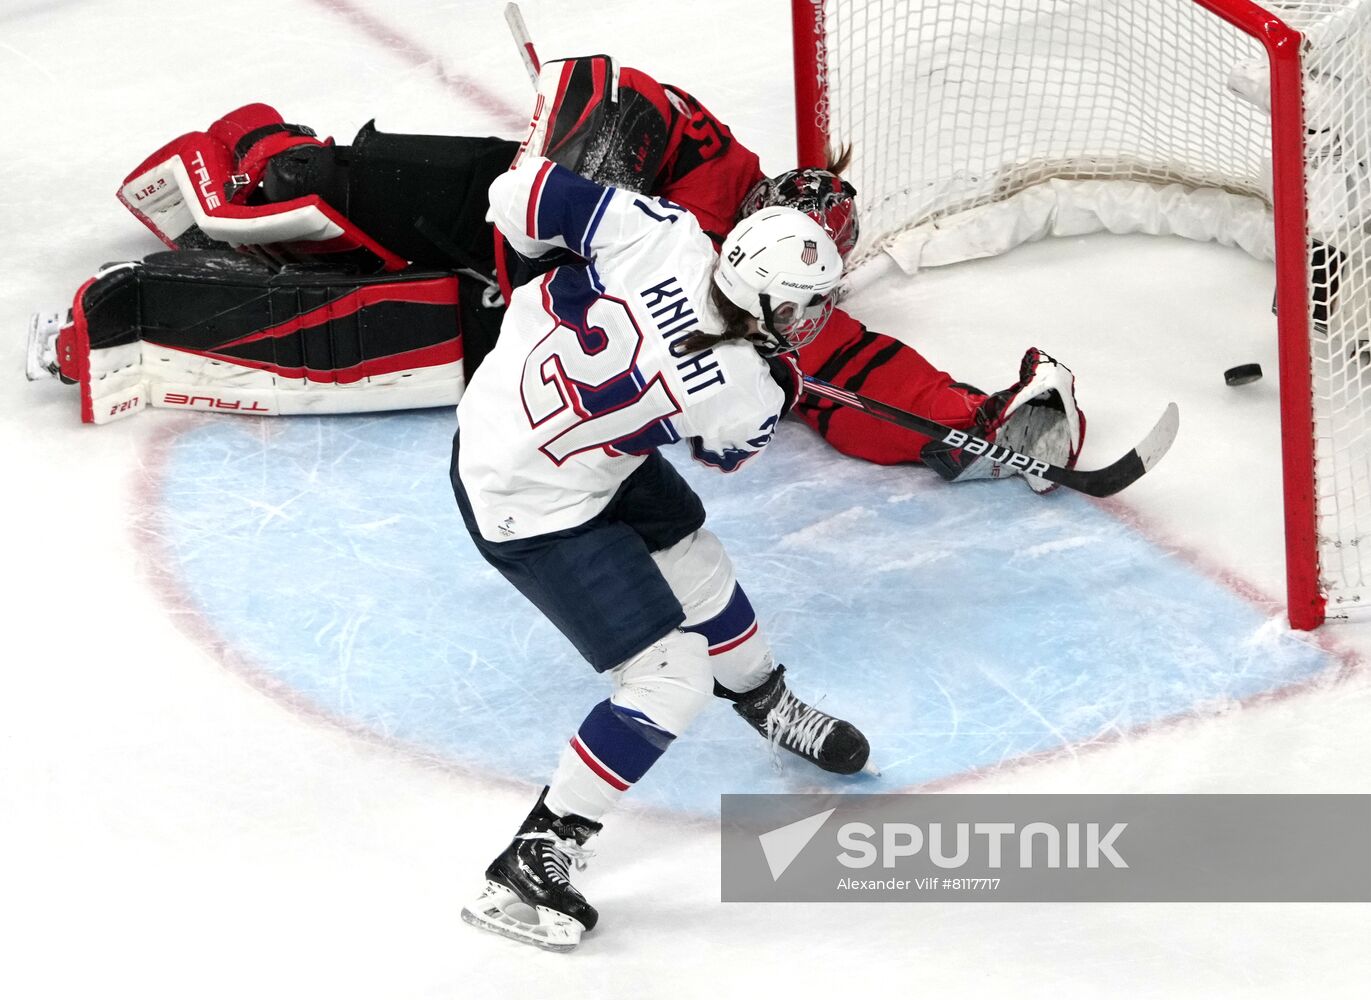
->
[51, 266, 150, 424]
[52, 251, 479, 424]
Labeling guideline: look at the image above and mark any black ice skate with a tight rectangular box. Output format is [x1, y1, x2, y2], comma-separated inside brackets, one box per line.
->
[460, 787, 602, 953]
[722, 665, 874, 775]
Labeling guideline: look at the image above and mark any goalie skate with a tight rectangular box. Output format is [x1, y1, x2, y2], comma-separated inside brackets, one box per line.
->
[460, 878, 589, 953]
[26, 309, 65, 382]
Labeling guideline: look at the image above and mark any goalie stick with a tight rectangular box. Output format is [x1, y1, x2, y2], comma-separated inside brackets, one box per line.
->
[504, 3, 541, 85]
[801, 375, 1179, 498]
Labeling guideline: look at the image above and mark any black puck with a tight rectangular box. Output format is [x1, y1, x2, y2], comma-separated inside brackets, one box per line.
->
[1224, 363, 1263, 386]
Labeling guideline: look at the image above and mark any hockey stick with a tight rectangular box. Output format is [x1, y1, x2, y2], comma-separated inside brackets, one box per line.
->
[504, 3, 541, 84]
[800, 375, 1179, 498]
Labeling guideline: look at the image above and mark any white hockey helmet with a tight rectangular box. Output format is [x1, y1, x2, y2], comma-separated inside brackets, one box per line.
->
[713, 206, 842, 354]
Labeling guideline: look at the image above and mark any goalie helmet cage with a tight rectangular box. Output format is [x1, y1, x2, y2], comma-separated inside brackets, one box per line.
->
[793, 0, 1371, 630]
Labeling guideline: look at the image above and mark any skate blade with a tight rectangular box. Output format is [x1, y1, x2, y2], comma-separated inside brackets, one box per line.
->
[861, 759, 882, 777]
[460, 880, 585, 953]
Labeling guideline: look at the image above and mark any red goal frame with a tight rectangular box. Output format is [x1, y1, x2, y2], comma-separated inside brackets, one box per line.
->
[791, 0, 1323, 628]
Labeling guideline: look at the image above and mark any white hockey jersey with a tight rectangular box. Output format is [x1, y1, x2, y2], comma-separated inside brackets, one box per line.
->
[457, 156, 788, 542]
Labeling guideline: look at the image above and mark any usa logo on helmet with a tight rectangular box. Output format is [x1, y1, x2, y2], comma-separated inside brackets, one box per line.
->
[801, 239, 818, 265]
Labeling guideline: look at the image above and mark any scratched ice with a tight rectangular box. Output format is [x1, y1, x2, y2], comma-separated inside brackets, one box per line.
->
[150, 409, 1330, 814]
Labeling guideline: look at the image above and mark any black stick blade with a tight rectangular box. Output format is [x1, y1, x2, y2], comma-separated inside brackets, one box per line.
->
[1053, 402, 1179, 497]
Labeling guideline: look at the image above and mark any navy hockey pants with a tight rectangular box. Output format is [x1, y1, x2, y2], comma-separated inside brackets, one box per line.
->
[450, 431, 707, 672]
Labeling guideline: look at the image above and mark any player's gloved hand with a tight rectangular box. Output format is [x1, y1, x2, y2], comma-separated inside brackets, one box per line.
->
[921, 347, 1086, 494]
[765, 351, 803, 418]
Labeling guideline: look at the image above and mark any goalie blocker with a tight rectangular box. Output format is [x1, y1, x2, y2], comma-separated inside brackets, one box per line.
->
[34, 251, 501, 425]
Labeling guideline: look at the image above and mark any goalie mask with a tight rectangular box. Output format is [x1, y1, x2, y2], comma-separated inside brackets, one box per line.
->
[713, 206, 842, 355]
[739, 168, 859, 259]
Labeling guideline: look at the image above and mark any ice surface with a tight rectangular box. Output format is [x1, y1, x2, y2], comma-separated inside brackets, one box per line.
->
[152, 412, 1331, 813]
[3, 1, 1370, 998]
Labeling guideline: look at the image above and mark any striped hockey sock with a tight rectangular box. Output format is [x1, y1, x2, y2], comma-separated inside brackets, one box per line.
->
[684, 583, 772, 694]
[545, 699, 674, 820]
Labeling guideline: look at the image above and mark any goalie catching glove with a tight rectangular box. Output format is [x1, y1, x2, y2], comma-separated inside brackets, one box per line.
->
[116, 103, 405, 273]
[920, 348, 1086, 494]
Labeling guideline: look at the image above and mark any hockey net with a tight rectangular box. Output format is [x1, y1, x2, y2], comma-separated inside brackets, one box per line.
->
[793, 0, 1371, 628]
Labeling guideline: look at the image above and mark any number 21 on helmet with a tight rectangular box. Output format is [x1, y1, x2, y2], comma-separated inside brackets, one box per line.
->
[713, 206, 843, 355]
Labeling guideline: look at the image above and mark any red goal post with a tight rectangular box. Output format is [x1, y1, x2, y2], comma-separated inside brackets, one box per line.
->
[792, 0, 1339, 628]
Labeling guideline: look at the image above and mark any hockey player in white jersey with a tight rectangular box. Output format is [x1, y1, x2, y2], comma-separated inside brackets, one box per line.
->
[452, 155, 869, 950]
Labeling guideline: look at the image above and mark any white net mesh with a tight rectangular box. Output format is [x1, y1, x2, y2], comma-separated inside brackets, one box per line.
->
[815, 0, 1371, 619]
[824, 1, 1270, 267]
[1296, 2, 1371, 614]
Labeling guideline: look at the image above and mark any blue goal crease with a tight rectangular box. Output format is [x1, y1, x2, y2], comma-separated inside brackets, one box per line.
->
[151, 410, 1331, 815]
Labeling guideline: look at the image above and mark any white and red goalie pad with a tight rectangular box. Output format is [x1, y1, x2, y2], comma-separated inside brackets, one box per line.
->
[48, 256, 471, 425]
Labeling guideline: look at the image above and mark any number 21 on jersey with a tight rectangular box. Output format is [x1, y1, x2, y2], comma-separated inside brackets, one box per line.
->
[520, 295, 682, 464]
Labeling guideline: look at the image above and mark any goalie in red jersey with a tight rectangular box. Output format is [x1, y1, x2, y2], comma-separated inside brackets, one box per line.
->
[28, 56, 1083, 492]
